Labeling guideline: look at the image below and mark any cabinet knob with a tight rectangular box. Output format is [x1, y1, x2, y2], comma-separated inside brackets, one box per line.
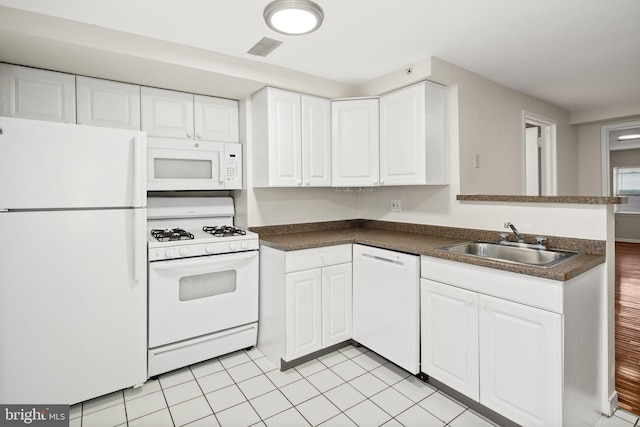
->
[187, 132, 193, 138]
[373, 181, 378, 185]
[297, 180, 302, 186]
[479, 299, 487, 309]
[196, 134, 202, 139]
[380, 180, 385, 185]
[305, 180, 310, 186]
[466, 295, 474, 304]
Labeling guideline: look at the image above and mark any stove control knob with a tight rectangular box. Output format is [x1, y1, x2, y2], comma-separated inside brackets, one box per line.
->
[179, 247, 188, 256]
[229, 242, 238, 251]
[205, 244, 215, 253]
[165, 248, 176, 258]
[241, 242, 248, 250]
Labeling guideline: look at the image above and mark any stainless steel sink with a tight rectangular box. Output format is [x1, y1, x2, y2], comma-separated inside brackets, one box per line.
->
[436, 241, 580, 268]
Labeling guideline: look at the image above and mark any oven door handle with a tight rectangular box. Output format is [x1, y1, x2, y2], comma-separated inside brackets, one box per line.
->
[150, 251, 258, 273]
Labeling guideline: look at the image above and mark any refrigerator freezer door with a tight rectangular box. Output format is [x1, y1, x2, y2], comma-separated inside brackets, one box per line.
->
[0, 116, 146, 209]
[0, 209, 147, 404]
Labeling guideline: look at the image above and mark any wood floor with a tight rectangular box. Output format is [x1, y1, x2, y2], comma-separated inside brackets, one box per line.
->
[615, 242, 640, 415]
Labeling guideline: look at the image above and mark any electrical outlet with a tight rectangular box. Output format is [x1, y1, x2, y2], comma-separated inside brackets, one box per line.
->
[391, 200, 401, 212]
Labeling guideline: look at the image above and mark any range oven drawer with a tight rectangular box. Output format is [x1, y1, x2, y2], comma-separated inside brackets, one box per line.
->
[148, 323, 258, 377]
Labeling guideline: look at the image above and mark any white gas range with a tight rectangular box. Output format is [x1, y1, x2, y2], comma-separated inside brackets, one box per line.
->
[146, 197, 259, 377]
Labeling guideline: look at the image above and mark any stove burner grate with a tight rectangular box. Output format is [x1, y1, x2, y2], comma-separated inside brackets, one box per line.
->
[203, 225, 247, 238]
[151, 228, 195, 242]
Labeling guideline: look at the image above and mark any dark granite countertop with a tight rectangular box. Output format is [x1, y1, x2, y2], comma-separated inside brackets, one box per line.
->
[250, 220, 606, 282]
[457, 195, 627, 204]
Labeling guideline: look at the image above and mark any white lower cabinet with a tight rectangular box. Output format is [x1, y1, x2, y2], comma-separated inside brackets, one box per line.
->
[479, 293, 562, 426]
[258, 244, 352, 366]
[421, 256, 604, 427]
[285, 268, 322, 360]
[421, 280, 479, 400]
[284, 263, 352, 360]
[422, 279, 561, 425]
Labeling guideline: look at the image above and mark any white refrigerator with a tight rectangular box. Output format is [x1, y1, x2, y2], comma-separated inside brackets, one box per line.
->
[0, 117, 147, 404]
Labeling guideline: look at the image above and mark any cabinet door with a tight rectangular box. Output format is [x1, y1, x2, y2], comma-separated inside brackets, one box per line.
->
[268, 88, 302, 186]
[479, 294, 562, 427]
[421, 279, 479, 400]
[0, 64, 76, 123]
[76, 76, 141, 130]
[141, 87, 194, 139]
[380, 83, 425, 186]
[285, 269, 322, 361]
[322, 263, 352, 347]
[301, 95, 331, 187]
[194, 95, 239, 142]
[331, 99, 379, 187]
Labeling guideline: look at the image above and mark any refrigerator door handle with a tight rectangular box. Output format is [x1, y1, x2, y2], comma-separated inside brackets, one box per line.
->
[133, 208, 146, 282]
[133, 134, 146, 207]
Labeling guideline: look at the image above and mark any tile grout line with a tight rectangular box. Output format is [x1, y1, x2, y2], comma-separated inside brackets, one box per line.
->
[187, 362, 222, 427]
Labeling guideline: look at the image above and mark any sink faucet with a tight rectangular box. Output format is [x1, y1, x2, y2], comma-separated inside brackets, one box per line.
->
[504, 222, 525, 242]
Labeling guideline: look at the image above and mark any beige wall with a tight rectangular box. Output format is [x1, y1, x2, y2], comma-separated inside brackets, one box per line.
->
[429, 58, 578, 195]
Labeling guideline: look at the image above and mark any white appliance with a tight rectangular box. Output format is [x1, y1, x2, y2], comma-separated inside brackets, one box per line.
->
[0, 116, 147, 404]
[147, 137, 242, 191]
[352, 244, 420, 374]
[147, 197, 259, 377]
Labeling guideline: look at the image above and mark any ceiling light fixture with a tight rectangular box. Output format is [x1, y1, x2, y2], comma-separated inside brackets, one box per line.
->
[264, 0, 324, 35]
[618, 134, 640, 141]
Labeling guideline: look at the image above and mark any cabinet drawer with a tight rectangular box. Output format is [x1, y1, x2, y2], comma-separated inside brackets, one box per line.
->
[286, 244, 352, 273]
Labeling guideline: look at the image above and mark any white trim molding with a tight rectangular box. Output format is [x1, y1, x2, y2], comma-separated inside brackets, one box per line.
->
[600, 120, 640, 196]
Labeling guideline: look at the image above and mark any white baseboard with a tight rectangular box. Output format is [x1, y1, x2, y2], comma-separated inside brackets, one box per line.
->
[607, 391, 619, 416]
[615, 238, 640, 243]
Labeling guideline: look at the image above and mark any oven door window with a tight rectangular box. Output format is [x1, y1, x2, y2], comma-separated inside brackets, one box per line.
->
[179, 270, 236, 301]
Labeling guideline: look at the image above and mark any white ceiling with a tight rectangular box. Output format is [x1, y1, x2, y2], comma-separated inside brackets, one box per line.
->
[0, 0, 638, 114]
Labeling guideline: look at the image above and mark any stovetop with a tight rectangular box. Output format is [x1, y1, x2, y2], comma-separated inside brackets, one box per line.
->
[146, 196, 259, 261]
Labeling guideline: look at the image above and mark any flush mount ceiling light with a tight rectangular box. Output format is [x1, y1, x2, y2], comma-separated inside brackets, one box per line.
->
[618, 134, 640, 141]
[264, 0, 324, 35]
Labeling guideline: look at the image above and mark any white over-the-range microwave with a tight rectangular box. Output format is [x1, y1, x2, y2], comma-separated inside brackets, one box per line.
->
[147, 138, 242, 191]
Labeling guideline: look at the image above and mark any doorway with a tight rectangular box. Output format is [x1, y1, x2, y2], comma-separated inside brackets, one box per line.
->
[523, 111, 557, 195]
[602, 120, 640, 415]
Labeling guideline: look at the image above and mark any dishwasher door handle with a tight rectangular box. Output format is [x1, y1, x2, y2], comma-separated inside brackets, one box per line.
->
[361, 251, 404, 266]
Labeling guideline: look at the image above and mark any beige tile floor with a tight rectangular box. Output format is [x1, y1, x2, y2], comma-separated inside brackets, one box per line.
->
[70, 345, 640, 427]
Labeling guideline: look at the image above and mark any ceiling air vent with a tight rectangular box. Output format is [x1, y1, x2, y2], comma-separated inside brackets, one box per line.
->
[247, 37, 283, 57]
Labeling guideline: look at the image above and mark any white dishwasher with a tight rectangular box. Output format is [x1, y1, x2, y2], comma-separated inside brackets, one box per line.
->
[352, 244, 420, 374]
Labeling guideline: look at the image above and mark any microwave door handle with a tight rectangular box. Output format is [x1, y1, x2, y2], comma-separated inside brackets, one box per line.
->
[219, 153, 225, 184]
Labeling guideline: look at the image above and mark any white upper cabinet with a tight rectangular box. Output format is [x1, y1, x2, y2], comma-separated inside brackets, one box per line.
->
[331, 98, 380, 187]
[194, 95, 239, 142]
[0, 64, 76, 124]
[301, 95, 332, 187]
[76, 76, 141, 130]
[380, 81, 448, 186]
[141, 87, 194, 139]
[142, 87, 238, 142]
[252, 87, 331, 187]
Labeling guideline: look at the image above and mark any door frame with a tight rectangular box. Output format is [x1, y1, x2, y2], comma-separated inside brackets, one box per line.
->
[600, 120, 640, 196]
[522, 111, 557, 195]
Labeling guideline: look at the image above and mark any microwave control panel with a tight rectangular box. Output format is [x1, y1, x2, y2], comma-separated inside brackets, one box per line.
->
[224, 145, 242, 189]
